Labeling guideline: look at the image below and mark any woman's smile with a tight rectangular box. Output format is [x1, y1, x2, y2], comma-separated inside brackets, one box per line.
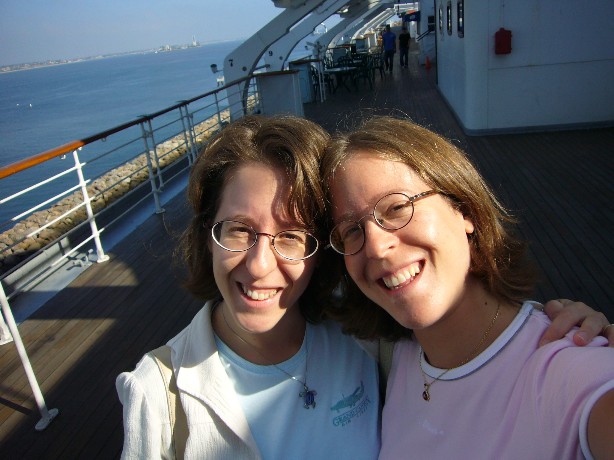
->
[239, 283, 280, 301]
[381, 260, 424, 290]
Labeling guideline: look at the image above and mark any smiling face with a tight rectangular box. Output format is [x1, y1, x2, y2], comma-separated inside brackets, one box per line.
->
[329, 152, 475, 330]
[211, 162, 317, 335]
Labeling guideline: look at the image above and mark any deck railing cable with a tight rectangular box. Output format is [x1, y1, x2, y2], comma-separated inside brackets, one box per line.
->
[416, 29, 432, 41]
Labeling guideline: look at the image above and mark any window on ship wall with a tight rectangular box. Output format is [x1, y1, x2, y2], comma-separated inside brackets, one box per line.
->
[447, 1, 453, 35]
[439, 3, 444, 35]
[457, 0, 464, 38]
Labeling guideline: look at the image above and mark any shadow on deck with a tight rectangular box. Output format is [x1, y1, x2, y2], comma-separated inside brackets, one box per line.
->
[1, 44, 612, 458]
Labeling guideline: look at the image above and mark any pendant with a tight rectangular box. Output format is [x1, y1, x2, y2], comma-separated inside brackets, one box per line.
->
[300, 385, 317, 409]
[422, 383, 431, 401]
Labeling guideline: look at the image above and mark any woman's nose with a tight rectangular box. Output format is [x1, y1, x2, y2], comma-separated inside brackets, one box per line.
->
[362, 219, 397, 259]
[244, 235, 278, 277]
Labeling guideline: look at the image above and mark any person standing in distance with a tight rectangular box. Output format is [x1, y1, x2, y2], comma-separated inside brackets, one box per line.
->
[381, 24, 396, 73]
[398, 26, 410, 69]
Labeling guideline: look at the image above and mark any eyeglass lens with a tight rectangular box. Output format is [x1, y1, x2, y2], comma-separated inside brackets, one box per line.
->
[330, 193, 418, 255]
[212, 220, 318, 260]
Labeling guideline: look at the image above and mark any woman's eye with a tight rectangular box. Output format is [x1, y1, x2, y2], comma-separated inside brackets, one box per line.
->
[278, 232, 305, 244]
[226, 226, 251, 237]
[342, 224, 361, 240]
[385, 201, 411, 218]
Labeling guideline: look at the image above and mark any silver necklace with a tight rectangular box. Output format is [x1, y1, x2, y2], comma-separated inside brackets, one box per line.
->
[221, 307, 317, 409]
[418, 303, 501, 401]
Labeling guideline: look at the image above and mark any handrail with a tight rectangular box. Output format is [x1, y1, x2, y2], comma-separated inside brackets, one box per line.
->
[0, 140, 86, 179]
[416, 29, 432, 41]
[0, 74, 254, 180]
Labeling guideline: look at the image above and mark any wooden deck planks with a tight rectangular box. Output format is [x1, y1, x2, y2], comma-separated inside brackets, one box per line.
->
[0, 195, 202, 458]
[466, 131, 614, 306]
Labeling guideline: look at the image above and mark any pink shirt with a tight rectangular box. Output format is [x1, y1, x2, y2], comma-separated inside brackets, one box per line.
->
[380, 302, 614, 459]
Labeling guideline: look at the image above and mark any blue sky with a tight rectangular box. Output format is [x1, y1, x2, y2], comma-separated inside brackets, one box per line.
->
[0, 0, 283, 66]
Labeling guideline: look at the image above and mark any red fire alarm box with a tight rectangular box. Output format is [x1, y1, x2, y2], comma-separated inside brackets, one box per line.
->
[495, 27, 512, 54]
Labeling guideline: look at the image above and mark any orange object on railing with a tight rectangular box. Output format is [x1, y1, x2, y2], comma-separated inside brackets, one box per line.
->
[0, 140, 84, 180]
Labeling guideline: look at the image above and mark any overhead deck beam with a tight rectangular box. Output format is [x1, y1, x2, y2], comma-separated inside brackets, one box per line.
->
[352, 8, 395, 39]
[314, 5, 370, 50]
[316, 2, 385, 50]
[223, 0, 401, 118]
[336, 8, 394, 45]
[223, 0, 328, 119]
[263, 0, 349, 71]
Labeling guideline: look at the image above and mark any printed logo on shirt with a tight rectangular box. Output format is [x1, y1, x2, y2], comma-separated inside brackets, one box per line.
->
[330, 381, 371, 427]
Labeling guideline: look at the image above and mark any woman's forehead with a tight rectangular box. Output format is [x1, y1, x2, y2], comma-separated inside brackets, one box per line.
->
[331, 155, 424, 202]
[217, 163, 307, 227]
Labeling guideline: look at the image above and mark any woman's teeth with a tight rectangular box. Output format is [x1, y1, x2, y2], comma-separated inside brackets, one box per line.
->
[242, 285, 278, 300]
[382, 263, 421, 289]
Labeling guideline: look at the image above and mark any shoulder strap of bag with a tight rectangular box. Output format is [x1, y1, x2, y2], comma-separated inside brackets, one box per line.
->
[150, 345, 188, 460]
[378, 339, 395, 397]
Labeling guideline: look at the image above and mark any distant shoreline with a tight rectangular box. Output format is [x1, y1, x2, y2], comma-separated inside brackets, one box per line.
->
[0, 39, 244, 74]
[0, 48, 184, 74]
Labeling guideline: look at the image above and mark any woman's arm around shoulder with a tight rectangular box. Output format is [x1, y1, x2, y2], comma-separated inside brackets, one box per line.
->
[540, 299, 612, 347]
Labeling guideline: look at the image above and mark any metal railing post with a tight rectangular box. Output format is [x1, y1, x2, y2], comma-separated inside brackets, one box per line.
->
[73, 149, 109, 264]
[317, 59, 326, 102]
[213, 92, 224, 131]
[251, 79, 263, 114]
[188, 112, 199, 162]
[145, 119, 164, 190]
[178, 104, 197, 164]
[0, 282, 59, 430]
[139, 121, 165, 214]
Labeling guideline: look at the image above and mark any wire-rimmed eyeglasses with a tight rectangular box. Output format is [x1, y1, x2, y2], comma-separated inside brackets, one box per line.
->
[211, 220, 319, 261]
[329, 190, 439, 256]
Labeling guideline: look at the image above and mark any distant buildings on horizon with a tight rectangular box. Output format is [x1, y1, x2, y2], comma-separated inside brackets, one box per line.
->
[1, 37, 204, 73]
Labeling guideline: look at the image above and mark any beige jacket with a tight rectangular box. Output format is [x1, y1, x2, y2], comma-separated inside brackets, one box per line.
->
[116, 300, 261, 459]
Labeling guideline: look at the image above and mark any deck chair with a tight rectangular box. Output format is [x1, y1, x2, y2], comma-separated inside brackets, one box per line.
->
[336, 56, 354, 67]
[370, 52, 385, 79]
[311, 64, 334, 96]
[354, 55, 373, 89]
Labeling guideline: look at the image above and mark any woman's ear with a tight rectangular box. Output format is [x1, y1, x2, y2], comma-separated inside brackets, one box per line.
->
[464, 216, 475, 235]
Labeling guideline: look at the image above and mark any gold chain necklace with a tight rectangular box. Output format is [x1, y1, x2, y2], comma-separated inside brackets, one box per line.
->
[220, 306, 317, 409]
[419, 303, 501, 401]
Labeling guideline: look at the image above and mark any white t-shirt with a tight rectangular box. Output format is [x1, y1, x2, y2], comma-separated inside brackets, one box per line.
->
[216, 320, 381, 460]
[380, 302, 614, 460]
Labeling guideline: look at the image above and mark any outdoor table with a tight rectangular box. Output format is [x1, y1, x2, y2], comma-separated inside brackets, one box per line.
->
[323, 66, 358, 93]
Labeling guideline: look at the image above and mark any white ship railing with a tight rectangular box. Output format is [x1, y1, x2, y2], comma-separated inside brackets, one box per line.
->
[0, 73, 264, 430]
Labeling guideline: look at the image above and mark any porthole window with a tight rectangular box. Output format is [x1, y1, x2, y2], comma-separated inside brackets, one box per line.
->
[439, 4, 443, 34]
[457, 0, 464, 37]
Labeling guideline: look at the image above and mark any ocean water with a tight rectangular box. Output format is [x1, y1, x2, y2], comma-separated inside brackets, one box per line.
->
[0, 41, 241, 167]
[0, 39, 312, 225]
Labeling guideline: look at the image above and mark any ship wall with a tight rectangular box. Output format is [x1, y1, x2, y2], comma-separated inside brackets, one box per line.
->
[435, 0, 614, 133]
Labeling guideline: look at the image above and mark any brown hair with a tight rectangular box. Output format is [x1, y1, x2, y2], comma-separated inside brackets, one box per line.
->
[179, 115, 341, 322]
[321, 116, 536, 340]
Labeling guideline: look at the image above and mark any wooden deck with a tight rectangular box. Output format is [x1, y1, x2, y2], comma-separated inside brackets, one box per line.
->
[1, 43, 613, 458]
